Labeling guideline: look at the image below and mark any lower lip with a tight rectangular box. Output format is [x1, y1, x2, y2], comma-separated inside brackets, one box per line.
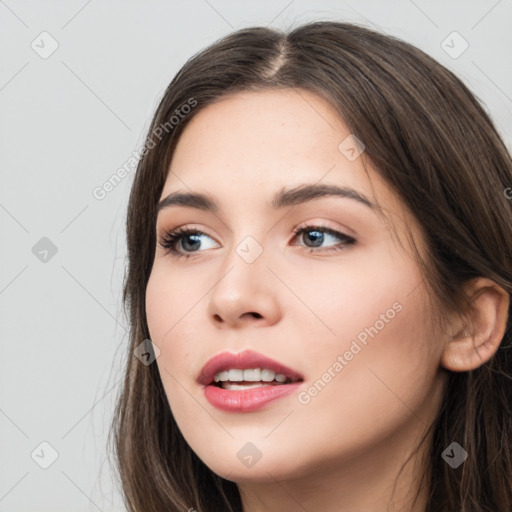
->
[204, 382, 302, 412]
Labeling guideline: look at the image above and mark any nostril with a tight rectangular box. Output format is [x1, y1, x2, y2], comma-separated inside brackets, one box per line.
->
[240, 312, 262, 320]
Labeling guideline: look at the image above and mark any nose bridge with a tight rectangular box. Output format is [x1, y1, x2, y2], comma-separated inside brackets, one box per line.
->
[207, 230, 280, 326]
[220, 208, 270, 269]
[214, 232, 268, 300]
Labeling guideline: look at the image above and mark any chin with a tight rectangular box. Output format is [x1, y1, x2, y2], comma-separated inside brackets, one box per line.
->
[196, 447, 311, 484]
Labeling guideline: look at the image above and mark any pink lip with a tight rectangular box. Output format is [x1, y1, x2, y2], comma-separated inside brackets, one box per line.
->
[198, 349, 304, 413]
[204, 382, 302, 412]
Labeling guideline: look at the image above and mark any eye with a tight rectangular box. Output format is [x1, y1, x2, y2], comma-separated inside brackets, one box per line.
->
[291, 223, 356, 253]
[158, 227, 218, 259]
[158, 223, 357, 259]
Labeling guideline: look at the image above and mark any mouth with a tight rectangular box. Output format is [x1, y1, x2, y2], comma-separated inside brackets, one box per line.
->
[212, 368, 299, 390]
[198, 349, 304, 388]
[198, 349, 304, 412]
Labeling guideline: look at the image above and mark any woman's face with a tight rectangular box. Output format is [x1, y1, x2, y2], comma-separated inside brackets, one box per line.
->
[145, 88, 447, 485]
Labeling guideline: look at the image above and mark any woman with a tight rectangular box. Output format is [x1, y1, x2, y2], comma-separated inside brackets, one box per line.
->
[109, 21, 512, 511]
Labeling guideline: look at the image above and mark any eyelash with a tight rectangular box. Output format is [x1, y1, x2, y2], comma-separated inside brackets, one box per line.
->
[158, 223, 356, 259]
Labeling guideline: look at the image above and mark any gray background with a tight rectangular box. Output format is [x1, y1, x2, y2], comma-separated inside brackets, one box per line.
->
[1, 1, 511, 510]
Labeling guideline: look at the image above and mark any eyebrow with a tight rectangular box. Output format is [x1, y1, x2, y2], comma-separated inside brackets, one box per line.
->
[157, 183, 377, 214]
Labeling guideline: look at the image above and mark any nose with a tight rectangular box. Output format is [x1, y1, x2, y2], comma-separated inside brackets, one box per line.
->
[207, 243, 282, 329]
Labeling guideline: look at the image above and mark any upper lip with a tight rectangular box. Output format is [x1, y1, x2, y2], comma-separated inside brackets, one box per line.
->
[198, 349, 304, 386]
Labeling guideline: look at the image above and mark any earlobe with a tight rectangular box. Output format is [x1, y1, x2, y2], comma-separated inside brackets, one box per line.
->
[440, 278, 510, 372]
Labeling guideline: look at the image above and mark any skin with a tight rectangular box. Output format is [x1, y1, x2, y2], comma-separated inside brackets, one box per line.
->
[145, 88, 509, 512]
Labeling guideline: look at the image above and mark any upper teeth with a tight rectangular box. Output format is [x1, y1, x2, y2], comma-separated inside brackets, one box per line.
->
[214, 368, 288, 383]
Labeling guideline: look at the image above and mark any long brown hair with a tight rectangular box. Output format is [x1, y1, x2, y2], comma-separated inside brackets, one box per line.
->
[108, 21, 512, 511]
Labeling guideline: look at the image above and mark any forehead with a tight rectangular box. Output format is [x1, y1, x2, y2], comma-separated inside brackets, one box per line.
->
[168, 89, 346, 176]
[165, 89, 363, 193]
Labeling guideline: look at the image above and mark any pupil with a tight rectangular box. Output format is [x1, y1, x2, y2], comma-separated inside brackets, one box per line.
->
[305, 230, 323, 247]
[183, 234, 201, 251]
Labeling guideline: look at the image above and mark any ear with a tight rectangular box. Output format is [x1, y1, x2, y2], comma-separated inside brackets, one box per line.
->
[441, 277, 510, 372]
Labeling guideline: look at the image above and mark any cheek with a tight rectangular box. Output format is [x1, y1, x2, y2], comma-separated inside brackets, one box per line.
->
[145, 265, 202, 390]
[145, 262, 204, 343]
[145, 268, 206, 430]
[288, 239, 424, 348]
[299, 279, 437, 444]
[293, 245, 435, 420]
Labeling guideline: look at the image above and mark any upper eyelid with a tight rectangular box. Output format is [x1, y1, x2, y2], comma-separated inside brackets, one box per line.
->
[158, 224, 351, 239]
[293, 222, 354, 236]
[157, 218, 357, 238]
